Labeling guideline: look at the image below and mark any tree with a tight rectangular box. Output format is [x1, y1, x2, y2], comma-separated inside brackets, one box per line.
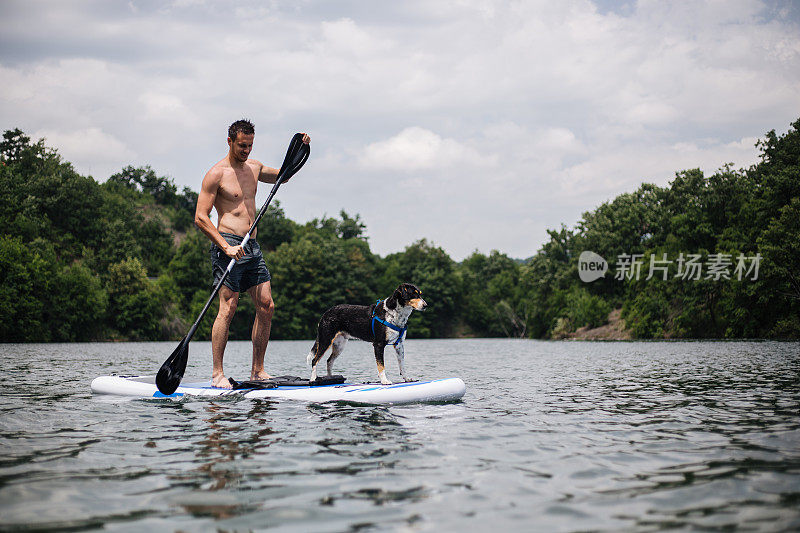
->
[49, 261, 108, 341]
[380, 240, 461, 338]
[337, 210, 367, 240]
[756, 198, 800, 337]
[0, 128, 31, 162]
[106, 165, 178, 206]
[0, 235, 54, 341]
[459, 251, 526, 337]
[255, 201, 298, 252]
[105, 258, 164, 340]
[165, 229, 211, 311]
[266, 234, 354, 339]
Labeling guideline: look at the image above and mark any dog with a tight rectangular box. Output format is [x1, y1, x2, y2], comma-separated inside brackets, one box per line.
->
[307, 283, 427, 384]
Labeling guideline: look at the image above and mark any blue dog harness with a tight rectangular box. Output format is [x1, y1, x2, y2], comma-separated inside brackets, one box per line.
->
[371, 299, 408, 345]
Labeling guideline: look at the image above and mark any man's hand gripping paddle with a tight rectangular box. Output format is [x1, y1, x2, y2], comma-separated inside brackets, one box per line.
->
[156, 133, 310, 395]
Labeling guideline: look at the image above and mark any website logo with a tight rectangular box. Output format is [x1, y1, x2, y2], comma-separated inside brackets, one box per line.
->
[578, 251, 608, 282]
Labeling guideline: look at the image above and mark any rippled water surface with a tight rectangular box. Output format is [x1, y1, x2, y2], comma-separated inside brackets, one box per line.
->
[1, 339, 799, 532]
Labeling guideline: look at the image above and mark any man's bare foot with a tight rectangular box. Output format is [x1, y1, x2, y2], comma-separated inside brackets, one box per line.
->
[251, 370, 273, 381]
[211, 374, 232, 389]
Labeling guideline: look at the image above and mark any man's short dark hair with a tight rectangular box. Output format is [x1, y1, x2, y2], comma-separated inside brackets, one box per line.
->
[228, 119, 255, 141]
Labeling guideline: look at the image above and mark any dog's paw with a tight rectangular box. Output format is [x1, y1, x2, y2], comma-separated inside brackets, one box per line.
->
[380, 379, 393, 385]
[403, 377, 414, 382]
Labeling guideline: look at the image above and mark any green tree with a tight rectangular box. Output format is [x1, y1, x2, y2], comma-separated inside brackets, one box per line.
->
[380, 239, 460, 338]
[267, 234, 353, 339]
[49, 261, 108, 341]
[756, 198, 800, 337]
[255, 200, 298, 252]
[337, 210, 367, 240]
[165, 229, 211, 311]
[138, 218, 174, 276]
[105, 258, 164, 340]
[107, 165, 178, 205]
[0, 235, 54, 341]
[459, 251, 526, 337]
[0, 128, 32, 162]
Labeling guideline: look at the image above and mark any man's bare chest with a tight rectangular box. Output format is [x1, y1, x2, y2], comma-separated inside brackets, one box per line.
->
[217, 167, 257, 203]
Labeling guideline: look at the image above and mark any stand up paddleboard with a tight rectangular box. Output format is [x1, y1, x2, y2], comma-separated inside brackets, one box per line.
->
[91, 375, 466, 405]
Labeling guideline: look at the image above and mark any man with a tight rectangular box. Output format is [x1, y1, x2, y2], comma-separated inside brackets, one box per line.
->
[195, 119, 310, 388]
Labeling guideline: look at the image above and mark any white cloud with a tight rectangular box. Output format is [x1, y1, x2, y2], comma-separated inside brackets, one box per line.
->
[138, 91, 200, 132]
[358, 127, 494, 171]
[318, 18, 393, 57]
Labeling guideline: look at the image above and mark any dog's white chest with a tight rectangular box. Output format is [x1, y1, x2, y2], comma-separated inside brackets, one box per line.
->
[383, 307, 412, 343]
[385, 327, 404, 344]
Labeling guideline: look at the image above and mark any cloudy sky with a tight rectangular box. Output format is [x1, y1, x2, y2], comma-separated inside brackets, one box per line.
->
[1, 0, 799, 260]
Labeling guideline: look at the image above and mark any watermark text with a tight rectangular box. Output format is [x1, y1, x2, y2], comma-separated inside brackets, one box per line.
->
[578, 251, 761, 282]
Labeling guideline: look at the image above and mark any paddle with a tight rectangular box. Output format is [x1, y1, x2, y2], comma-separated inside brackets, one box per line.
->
[156, 133, 310, 394]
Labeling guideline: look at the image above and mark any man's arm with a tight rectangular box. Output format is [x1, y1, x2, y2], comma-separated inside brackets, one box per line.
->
[257, 163, 280, 184]
[195, 168, 245, 260]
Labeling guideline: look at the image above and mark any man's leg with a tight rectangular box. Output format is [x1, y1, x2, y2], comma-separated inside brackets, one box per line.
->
[211, 285, 239, 388]
[247, 281, 275, 380]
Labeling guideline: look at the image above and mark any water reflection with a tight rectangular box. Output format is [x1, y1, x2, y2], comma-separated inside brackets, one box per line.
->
[168, 399, 279, 519]
[320, 485, 429, 506]
[308, 405, 416, 460]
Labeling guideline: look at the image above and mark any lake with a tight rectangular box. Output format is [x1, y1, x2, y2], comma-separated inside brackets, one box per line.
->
[1, 339, 799, 532]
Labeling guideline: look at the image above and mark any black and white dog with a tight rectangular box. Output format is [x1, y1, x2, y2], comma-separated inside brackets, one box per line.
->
[307, 283, 427, 384]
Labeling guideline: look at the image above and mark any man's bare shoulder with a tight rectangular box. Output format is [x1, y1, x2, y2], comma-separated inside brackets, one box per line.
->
[212, 157, 234, 172]
[205, 158, 230, 179]
[246, 158, 264, 171]
[200, 159, 230, 192]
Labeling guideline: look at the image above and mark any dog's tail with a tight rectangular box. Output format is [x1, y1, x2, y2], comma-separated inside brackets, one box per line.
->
[306, 340, 318, 367]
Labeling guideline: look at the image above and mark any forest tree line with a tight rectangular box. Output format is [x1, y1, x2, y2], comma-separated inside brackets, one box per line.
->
[1, 118, 798, 342]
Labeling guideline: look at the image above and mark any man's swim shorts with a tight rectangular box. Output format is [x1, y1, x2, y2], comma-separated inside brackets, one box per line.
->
[210, 232, 271, 293]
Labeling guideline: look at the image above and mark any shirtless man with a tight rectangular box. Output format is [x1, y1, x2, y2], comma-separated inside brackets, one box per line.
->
[194, 119, 310, 388]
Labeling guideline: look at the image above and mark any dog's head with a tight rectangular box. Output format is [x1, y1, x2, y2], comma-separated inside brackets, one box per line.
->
[386, 283, 427, 311]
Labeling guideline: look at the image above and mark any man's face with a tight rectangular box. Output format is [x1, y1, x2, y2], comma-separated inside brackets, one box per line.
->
[228, 132, 254, 163]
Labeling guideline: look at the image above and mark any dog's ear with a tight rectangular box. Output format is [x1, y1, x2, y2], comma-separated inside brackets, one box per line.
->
[385, 290, 399, 310]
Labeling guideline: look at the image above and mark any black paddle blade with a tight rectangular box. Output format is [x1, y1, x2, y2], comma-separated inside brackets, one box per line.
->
[156, 336, 188, 395]
[276, 133, 310, 183]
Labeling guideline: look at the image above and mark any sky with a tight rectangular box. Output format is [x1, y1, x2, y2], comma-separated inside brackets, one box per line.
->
[1, 0, 799, 260]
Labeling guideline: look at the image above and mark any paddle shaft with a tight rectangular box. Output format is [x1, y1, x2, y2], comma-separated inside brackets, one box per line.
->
[184, 176, 285, 344]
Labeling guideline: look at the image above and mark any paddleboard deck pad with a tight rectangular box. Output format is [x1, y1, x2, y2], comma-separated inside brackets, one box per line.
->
[91, 375, 466, 405]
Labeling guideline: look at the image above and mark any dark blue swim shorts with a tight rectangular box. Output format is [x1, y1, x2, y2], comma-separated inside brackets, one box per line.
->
[210, 232, 271, 293]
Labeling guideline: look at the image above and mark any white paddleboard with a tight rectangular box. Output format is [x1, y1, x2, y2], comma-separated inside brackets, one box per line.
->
[91, 375, 466, 405]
